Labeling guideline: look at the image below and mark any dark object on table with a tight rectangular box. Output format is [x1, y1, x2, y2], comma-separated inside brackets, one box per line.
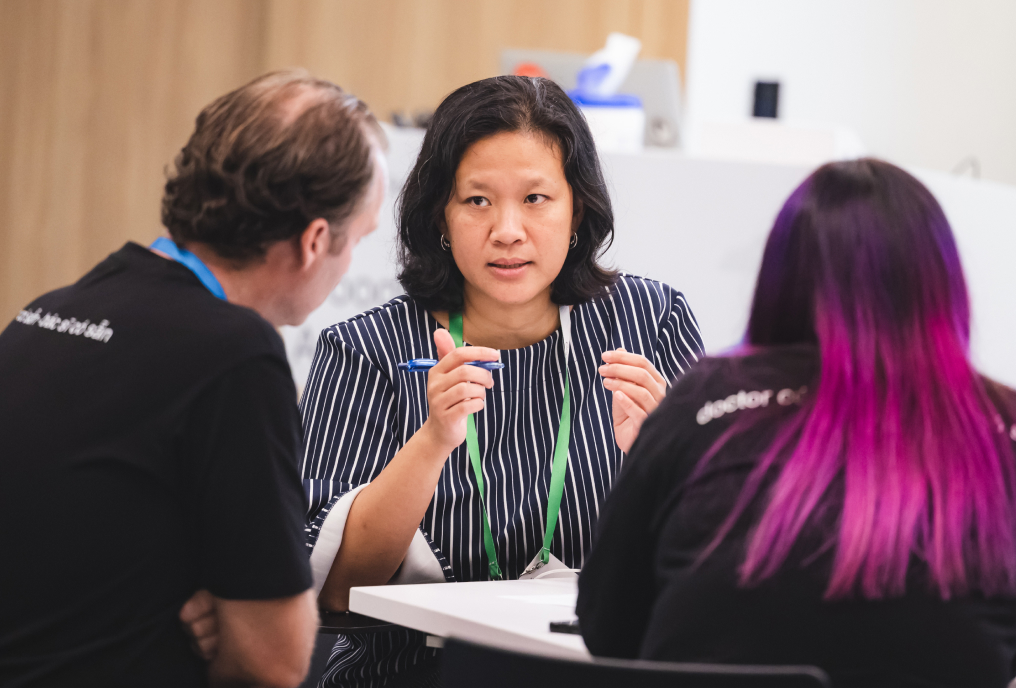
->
[318, 611, 397, 634]
[442, 638, 831, 688]
[753, 81, 780, 118]
[549, 619, 581, 635]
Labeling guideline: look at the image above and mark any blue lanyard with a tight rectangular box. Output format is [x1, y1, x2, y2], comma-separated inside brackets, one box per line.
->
[149, 237, 227, 300]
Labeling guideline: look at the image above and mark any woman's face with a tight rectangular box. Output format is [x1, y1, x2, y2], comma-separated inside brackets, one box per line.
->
[444, 130, 580, 310]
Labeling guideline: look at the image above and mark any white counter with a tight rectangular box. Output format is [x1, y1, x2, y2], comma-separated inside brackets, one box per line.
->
[283, 129, 1016, 388]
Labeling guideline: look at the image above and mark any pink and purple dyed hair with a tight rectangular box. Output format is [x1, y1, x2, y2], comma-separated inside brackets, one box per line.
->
[710, 159, 1016, 600]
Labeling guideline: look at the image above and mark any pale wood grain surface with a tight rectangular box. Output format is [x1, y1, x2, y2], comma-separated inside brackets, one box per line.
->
[0, 0, 687, 321]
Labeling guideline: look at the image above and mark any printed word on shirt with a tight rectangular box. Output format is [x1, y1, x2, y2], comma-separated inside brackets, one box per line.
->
[15, 308, 115, 343]
[696, 386, 808, 425]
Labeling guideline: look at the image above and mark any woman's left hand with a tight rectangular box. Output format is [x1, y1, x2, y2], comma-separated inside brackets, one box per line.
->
[599, 348, 668, 453]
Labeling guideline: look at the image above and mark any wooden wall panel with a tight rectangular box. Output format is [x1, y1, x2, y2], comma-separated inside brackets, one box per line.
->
[0, 0, 688, 322]
[0, 0, 267, 321]
[263, 0, 689, 122]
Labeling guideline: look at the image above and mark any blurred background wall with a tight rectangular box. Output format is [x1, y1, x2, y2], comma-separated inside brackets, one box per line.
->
[3, 0, 1015, 340]
[684, 0, 1016, 186]
[0, 0, 690, 323]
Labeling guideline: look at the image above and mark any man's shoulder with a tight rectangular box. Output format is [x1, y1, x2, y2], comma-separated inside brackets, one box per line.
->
[126, 260, 287, 362]
[196, 299, 286, 358]
[9, 243, 286, 367]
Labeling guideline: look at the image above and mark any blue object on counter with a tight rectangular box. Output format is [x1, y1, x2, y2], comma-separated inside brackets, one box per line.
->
[397, 358, 504, 372]
[576, 62, 611, 93]
[569, 63, 643, 108]
[568, 91, 643, 108]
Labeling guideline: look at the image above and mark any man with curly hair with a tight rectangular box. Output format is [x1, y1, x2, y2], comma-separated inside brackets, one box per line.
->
[0, 71, 387, 688]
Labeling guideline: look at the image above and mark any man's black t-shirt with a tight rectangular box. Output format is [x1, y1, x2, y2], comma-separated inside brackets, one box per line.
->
[577, 345, 1016, 688]
[0, 243, 313, 686]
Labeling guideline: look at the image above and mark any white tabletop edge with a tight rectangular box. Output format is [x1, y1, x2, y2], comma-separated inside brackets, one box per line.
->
[349, 582, 591, 662]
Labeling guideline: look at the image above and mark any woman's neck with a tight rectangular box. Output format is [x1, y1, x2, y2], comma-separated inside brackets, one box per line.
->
[434, 288, 560, 350]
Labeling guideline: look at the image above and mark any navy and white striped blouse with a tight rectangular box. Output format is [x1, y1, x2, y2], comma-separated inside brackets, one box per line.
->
[300, 274, 703, 687]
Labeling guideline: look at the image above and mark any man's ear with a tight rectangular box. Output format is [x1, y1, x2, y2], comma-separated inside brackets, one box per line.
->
[571, 199, 585, 233]
[298, 218, 332, 270]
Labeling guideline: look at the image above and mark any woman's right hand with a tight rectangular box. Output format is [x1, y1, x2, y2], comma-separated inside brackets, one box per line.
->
[420, 329, 498, 451]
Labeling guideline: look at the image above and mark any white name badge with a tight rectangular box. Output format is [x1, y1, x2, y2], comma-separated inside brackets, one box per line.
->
[519, 552, 578, 581]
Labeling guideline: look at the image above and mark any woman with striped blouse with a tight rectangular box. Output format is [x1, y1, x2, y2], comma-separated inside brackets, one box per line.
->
[300, 76, 704, 687]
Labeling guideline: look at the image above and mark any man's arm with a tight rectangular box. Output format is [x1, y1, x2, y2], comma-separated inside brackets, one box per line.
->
[182, 589, 318, 688]
[181, 355, 318, 684]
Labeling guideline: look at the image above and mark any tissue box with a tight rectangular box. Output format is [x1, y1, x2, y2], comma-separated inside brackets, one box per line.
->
[572, 92, 645, 154]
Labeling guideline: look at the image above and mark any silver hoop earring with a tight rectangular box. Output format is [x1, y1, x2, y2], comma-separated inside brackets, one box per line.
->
[569, 233, 578, 248]
[441, 236, 451, 251]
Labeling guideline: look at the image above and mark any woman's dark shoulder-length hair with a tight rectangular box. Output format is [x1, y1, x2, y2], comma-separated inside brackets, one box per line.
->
[397, 75, 617, 311]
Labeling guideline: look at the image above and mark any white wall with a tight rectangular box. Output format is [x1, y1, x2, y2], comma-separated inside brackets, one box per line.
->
[599, 154, 1016, 387]
[684, 0, 1016, 185]
[283, 130, 1016, 389]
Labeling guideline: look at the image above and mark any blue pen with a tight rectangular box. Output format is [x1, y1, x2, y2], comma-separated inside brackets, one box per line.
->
[397, 358, 504, 372]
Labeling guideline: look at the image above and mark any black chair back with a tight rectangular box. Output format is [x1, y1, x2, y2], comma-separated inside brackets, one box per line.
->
[441, 638, 831, 688]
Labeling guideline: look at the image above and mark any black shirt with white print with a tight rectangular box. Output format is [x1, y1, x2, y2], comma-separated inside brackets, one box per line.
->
[0, 243, 312, 687]
[578, 344, 1016, 688]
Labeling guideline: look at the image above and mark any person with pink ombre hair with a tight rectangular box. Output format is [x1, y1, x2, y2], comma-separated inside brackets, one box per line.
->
[577, 158, 1016, 687]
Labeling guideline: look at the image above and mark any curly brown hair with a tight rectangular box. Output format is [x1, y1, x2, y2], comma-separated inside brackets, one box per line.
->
[161, 70, 383, 263]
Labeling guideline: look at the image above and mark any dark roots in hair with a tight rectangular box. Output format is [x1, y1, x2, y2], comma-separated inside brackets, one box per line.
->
[397, 76, 616, 311]
[161, 70, 383, 263]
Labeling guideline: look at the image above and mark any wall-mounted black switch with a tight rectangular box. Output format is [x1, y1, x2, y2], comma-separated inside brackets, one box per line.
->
[753, 81, 780, 118]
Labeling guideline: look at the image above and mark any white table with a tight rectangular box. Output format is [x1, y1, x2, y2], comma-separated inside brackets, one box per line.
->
[348, 578, 591, 661]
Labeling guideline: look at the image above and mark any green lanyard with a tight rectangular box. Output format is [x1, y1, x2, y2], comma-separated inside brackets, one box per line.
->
[449, 308, 572, 580]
